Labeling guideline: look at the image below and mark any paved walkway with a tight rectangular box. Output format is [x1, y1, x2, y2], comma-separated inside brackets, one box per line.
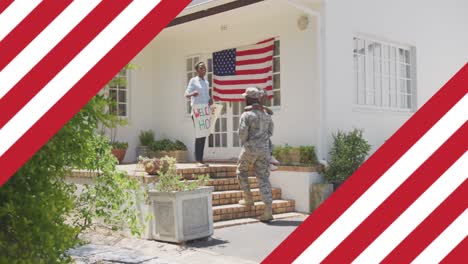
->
[70, 214, 307, 263]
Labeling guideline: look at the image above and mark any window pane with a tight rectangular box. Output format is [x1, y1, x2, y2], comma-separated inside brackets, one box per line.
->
[233, 117, 239, 131]
[221, 103, 227, 115]
[109, 89, 117, 101]
[273, 74, 280, 90]
[358, 39, 365, 55]
[186, 58, 192, 71]
[193, 57, 199, 66]
[222, 133, 227, 147]
[215, 119, 220, 132]
[208, 73, 212, 86]
[118, 90, 126, 103]
[240, 101, 246, 110]
[118, 104, 126, 116]
[207, 58, 213, 72]
[273, 91, 281, 106]
[187, 73, 193, 83]
[273, 57, 280, 73]
[233, 102, 239, 115]
[274, 40, 280, 56]
[398, 48, 405, 62]
[221, 118, 227, 131]
[209, 135, 213, 147]
[233, 133, 239, 147]
[404, 50, 411, 64]
[215, 134, 220, 147]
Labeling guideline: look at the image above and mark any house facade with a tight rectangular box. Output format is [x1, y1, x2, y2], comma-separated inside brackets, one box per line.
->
[112, 0, 468, 163]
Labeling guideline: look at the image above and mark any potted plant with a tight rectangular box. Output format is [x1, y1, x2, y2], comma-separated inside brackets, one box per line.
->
[147, 156, 212, 243]
[111, 141, 128, 164]
[273, 145, 319, 166]
[137, 130, 155, 159]
[149, 139, 188, 162]
[324, 128, 371, 191]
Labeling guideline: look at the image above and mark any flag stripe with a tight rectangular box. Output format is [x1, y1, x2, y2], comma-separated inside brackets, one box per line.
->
[0, 0, 133, 129]
[213, 76, 272, 85]
[213, 81, 272, 90]
[262, 64, 468, 264]
[0, 0, 162, 157]
[412, 209, 468, 264]
[440, 236, 468, 264]
[237, 44, 274, 56]
[236, 50, 274, 61]
[294, 95, 467, 263]
[236, 61, 272, 71]
[352, 152, 468, 263]
[237, 40, 274, 52]
[0, 0, 192, 186]
[321, 121, 468, 263]
[0, 0, 73, 71]
[0, 0, 102, 99]
[235, 67, 272, 75]
[0, 0, 41, 42]
[382, 179, 468, 263]
[213, 86, 273, 95]
[236, 56, 273, 66]
[214, 72, 272, 81]
[257, 37, 275, 44]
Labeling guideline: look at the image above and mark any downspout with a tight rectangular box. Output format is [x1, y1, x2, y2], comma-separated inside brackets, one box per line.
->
[285, 0, 327, 160]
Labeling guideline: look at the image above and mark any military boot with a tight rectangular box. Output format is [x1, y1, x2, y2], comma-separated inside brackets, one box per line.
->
[259, 203, 273, 222]
[239, 191, 254, 207]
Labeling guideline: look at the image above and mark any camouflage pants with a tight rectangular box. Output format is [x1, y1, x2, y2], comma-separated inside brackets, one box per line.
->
[236, 149, 272, 205]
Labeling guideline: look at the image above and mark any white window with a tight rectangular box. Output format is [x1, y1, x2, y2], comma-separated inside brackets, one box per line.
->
[353, 36, 416, 111]
[264, 39, 281, 107]
[108, 68, 129, 117]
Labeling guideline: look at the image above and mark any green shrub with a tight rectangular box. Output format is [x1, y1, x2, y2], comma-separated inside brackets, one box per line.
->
[174, 140, 188, 151]
[273, 144, 318, 166]
[154, 156, 208, 192]
[150, 139, 187, 152]
[299, 146, 318, 165]
[111, 141, 128, 149]
[138, 130, 155, 146]
[324, 129, 371, 183]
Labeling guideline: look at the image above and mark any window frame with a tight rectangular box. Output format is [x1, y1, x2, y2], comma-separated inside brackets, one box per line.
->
[108, 68, 130, 118]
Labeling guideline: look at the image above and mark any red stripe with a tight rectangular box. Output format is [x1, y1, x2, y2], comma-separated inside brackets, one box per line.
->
[256, 38, 275, 44]
[236, 56, 272, 66]
[213, 95, 244, 102]
[440, 236, 468, 264]
[0, 0, 133, 129]
[321, 122, 468, 263]
[0, 0, 192, 187]
[213, 76, 272, 85]
[213, 86, 273, 95]
[0, 0, 73, 71]
[382, 179, 468, 263]
[236, 67, 272, 75]
[262, 64, 468, 263]
[236, 45, 273, 57]
[0, 0, 13, 14]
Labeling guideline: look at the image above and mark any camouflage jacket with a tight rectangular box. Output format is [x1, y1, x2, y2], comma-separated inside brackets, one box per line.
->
[238, 105, 273, 153]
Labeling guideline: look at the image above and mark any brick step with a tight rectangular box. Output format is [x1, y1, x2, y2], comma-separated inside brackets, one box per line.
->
[205, 177, 258, 191]
[177, 165, 256, 180]
[212, 188, 282, 206]
[213, 200, 295, 222]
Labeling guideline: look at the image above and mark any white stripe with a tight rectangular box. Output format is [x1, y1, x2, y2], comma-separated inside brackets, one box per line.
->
[293, 94, 468, 264]
[236, 61, 272, 71]
[237, 40, 274, 52]
[353, 153, 468, 263]
[237, 50, 273, 61]
[214, 73, 272, 81]
[0, 0, 101, 99]
[213, 80, 272, 90]
[0, 0, 41, 42]
[0, 0, 162, 156]
[412, 209, 468, 264]
[212, 93, 243, 100]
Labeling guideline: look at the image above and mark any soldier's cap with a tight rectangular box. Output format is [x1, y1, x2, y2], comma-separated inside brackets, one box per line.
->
[242, 87, 262, 99]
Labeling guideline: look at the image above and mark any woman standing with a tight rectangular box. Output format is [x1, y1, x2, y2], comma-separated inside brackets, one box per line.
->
[185, 62, 212, 167]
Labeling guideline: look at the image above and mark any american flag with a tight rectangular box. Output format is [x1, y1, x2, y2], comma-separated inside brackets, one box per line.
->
[212, 38, 274, 101]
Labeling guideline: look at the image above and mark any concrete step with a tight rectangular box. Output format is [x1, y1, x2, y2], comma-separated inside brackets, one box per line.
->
[206, 177, 258, 191]
[213, 200, 295, 222]
[212, 188, 282, 206]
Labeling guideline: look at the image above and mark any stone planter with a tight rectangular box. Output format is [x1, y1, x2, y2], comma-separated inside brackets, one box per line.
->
[111, 148, 127, 164]
[309, 183, 334, 212]
[277, 149, 301, 165]
[150, 150, 188, 163]
[147, 186, 214, 243]
[136, 146, 151, 159]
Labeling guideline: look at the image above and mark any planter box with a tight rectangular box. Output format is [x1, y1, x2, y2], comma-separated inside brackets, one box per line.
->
[147, 186, 214, 243]
[277, 149, 301, 165]
[310, 183, 334, 212]
[148, 150, 188, 163]
[111, 148, 127, 164]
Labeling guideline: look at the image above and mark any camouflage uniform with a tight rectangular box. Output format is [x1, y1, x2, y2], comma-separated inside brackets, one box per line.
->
[237, 102, 274, 206]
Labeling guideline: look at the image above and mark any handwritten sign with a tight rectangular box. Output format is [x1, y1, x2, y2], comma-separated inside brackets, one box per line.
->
[192, 103, 223, 138]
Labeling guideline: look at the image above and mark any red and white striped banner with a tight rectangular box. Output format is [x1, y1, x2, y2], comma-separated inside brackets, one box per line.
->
[0, 2, 466, 263]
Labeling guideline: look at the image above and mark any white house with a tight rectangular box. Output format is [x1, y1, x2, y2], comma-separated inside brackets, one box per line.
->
[111, 0, 468, 163]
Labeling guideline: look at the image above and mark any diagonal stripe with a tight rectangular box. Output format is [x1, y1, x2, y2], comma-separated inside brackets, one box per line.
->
[294, 95, 467, 263]
[0, 0, 192, 186]
[0, 0, 162, 157]
[412, 209, 468, 264]
[0, 0, 41, 42]
[0, 0, 14, 15]
[321, 122, 468, 263]
[0, 0, 133, 129]
[353, 153, 468, 263]
[0, 0, 73, 71]
[382, 179, 468, 263]
[0, 0, 102, 99]
[262, 64, 468, 264]
[440, 236, 468, 264]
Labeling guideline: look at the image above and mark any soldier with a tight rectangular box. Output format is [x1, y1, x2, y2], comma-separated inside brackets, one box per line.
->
[237, 87, 274, 222]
